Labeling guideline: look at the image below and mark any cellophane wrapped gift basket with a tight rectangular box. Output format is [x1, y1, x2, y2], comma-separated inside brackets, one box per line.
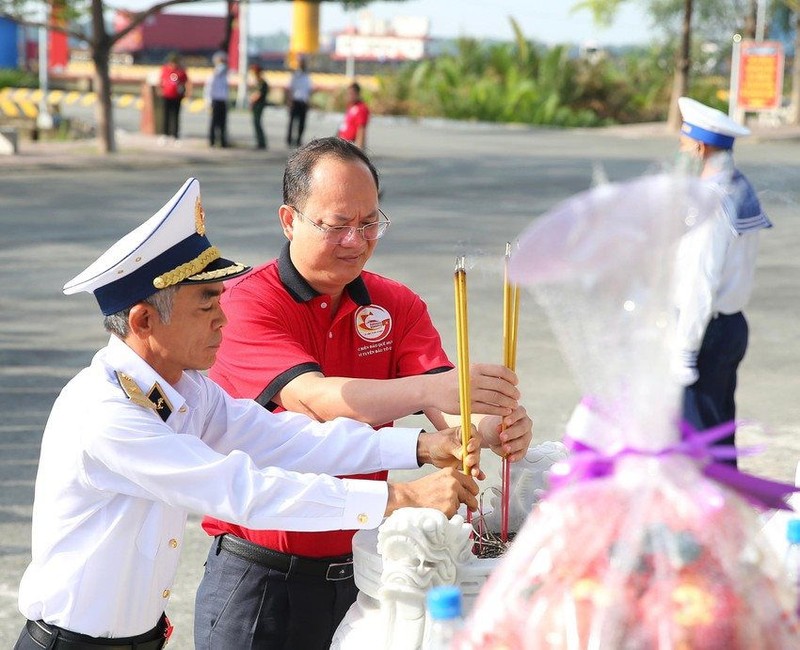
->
[455, 174, 800, 650]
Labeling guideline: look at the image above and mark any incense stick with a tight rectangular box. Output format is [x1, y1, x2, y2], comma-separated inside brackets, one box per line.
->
[501, 243, 520, 543]
[454, 256, 471, 475]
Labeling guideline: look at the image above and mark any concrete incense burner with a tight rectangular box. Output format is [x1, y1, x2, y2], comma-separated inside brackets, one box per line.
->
[331, 441, 568, 650]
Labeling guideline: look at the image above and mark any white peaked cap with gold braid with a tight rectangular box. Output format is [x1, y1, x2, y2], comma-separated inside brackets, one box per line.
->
[63, 178, 250, 315]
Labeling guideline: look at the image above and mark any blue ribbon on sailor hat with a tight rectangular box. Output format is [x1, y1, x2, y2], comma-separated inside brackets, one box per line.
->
[678, 97, 750, 150]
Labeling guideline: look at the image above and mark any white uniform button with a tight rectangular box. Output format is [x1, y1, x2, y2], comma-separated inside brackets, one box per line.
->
[169, 538, 178, 548]
[328, 332, 333, 339]
[357, 513, 368, 524]
[320, 302, 328, 309]
[179, 406, 187, 413]
[162, 589, 171, 599]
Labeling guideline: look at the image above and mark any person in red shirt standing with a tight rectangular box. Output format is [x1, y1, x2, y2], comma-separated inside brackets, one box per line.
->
[159, 52, 191, 141]
[337, 82, 370, 150]
[193, 137, 533, 650]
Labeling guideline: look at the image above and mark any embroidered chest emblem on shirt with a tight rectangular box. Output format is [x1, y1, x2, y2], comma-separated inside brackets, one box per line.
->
[354, 304, 392, 343]
[115, 371, 173, 422]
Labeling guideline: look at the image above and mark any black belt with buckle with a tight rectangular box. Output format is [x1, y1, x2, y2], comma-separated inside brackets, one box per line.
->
[218, 534, 354, 581]
[25, 614, 169, 649]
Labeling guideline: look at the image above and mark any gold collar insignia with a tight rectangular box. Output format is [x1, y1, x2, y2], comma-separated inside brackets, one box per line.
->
[147, 382, 174, 422]
[115, 372, 173, 422]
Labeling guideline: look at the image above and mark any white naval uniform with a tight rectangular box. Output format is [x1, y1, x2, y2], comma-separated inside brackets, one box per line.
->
[674, 152, 768, 355]
[18, 335, 421, 638]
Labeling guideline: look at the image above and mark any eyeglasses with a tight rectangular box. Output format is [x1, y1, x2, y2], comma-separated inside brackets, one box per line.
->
[290, 207, 391, 244]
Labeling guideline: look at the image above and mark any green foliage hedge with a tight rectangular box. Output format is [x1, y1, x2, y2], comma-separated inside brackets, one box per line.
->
[364, 24, 728, 128]
[0, 68, 38, 90]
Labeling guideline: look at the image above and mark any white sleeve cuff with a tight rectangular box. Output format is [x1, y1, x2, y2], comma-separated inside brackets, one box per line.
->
[679, 349, 698, 367]
[377, 427, 422, 470]
[341, 479, 388, 530]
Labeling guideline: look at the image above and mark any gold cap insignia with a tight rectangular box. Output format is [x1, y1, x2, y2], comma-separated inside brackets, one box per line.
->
[195, 196, 206, 235]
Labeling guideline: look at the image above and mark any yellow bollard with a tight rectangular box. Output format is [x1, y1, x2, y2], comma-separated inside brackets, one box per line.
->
[288, 0, 320, 69]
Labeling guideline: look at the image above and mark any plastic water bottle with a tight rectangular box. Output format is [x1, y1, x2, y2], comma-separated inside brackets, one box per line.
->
[785, 518, 800, 619]
[423, 585, 464, 650]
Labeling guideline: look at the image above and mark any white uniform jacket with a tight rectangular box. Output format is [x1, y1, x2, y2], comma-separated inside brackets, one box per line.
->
[674, 152, 771, 354]
[18, 335, 421, 637]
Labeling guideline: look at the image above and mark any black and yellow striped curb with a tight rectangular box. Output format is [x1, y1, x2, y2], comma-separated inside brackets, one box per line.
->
[0, 87, 209, 118]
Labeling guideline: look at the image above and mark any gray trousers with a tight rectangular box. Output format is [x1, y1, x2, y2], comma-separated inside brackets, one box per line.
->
[194, 537, 358, 650]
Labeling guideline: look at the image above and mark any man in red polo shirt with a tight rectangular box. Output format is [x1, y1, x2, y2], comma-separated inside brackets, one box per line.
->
[337, 82, 370, 150]
[159, 52, 190, 141]
[194, 137, 533, 650]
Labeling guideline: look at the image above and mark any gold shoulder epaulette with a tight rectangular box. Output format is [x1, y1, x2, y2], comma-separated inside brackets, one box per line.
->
[115, 371, 159, 413]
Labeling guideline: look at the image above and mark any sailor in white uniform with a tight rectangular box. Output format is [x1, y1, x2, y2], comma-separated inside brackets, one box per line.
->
[674, 97, 772, 465]
[14, 178, 480, 650]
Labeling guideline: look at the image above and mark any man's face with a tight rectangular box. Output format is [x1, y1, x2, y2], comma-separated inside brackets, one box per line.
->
[283, 156, 380, 296]
[148, 283, 227, 381]
[677, 135, 704, 176]
[678, 135, 701, 155]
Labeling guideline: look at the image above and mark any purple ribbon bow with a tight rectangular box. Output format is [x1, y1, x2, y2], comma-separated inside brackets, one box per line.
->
[552, 419, 798, 511]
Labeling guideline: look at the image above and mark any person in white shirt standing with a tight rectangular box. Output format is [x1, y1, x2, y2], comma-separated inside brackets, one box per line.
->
[204, 51, 230, 148]
[673, 97, 772, 466]
[12, 178, 482, 650]
[286, 58, 312, 147]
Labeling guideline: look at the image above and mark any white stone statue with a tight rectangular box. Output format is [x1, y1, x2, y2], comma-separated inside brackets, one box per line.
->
[332, 508, 471, 650]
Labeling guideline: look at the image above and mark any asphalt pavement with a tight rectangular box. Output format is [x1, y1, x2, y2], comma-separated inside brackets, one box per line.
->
[1, 105, 799, 647]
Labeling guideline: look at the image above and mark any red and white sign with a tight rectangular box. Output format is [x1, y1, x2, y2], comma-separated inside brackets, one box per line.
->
[735, 40, 785, 111]
[334, 34, 427, 61]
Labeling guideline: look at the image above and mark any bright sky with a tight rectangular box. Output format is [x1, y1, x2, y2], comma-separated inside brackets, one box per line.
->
[152, 1, 656, 47]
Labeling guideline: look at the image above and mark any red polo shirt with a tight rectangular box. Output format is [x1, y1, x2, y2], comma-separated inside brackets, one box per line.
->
[160, 64, 188, 100]
[337, 100, 369, 142]
[203, 243, 452, 557]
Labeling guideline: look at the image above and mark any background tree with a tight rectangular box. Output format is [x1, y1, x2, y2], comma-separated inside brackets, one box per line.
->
[743, 0, 758, 37]
[573, 0, 695, 129]
[1, 0, 208, 153]
[778, 0, 800, 124]
[573, 0, 768, 128]
[221, 0, 236, 53]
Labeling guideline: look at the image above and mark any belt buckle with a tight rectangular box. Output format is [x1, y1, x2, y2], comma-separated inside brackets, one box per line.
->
[325, 561, 354, 581]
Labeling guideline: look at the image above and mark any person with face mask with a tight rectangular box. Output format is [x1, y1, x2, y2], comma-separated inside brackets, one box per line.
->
[672, 97, 772, 464]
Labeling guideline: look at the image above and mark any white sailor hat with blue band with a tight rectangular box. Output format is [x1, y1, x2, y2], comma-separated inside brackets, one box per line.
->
[63, 178, 250, 315]
[678, 96, 750, 149]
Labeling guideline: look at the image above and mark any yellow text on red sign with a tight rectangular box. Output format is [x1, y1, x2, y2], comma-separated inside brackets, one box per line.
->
[737, 40, 785, 111]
